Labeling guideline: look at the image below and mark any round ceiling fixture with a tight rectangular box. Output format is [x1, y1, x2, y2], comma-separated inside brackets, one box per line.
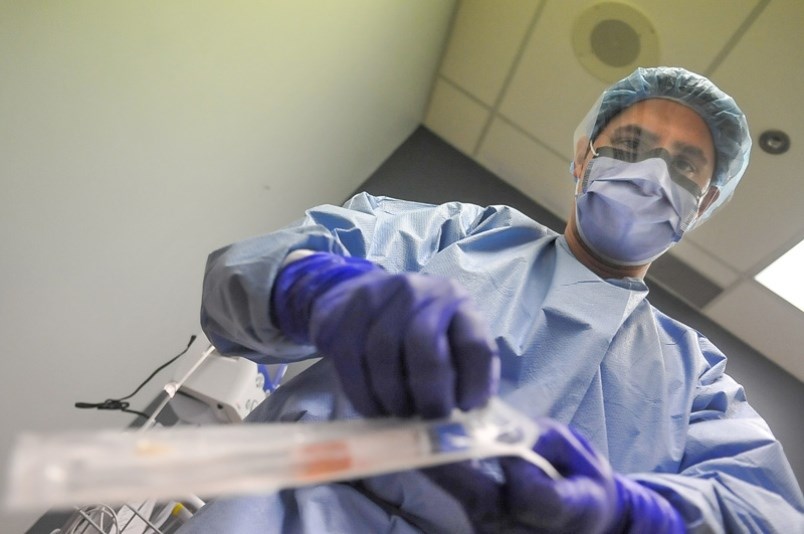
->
[758, 130, 790, 155]
[572, 2, 659, 83]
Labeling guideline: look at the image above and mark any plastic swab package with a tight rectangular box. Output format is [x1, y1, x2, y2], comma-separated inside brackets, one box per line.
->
[5, 398, 559, 511]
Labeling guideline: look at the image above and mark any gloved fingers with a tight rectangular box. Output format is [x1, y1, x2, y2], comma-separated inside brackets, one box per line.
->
[310, 281, 384, 417]
[448, 304, 499, 412]
[421, 461, 504, 530]
[615, 476, 685, 534]
[363, 279, 415, 417]
[499, 419, 620, 532]
[500, 456, 617, 532]
[533, 418, 614, 482]
[499, 456, 561, 514]
[403, 291, 459, 419]
[308, 269, 495, 420]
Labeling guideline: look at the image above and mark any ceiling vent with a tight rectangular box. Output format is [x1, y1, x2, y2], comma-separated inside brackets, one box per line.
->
[572, 2, 659, 83]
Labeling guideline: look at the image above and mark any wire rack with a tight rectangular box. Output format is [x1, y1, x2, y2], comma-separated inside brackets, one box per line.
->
[54, 499, 198, 534]
[52, 346, 217, 533]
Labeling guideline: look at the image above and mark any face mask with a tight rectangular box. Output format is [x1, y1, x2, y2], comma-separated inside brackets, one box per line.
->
[575, 146, 703, 266]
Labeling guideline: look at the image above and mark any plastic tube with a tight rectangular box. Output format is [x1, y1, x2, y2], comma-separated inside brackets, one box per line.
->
[5, 398, 558, 511]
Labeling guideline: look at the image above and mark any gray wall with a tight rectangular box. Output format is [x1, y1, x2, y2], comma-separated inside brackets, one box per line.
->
[353, 126, 803, 485]
[1, 4, 456, 531]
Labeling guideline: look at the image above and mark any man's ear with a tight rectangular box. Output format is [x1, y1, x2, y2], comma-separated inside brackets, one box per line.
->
[573, 136, 591, 180]
[698, 186, 720, 215]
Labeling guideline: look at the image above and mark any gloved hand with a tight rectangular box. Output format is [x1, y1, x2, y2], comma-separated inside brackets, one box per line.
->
[271, 252, 498, 419]
[424, 418, 685, 533]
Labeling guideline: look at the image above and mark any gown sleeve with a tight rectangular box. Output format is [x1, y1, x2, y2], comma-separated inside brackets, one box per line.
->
[630, 333, 804, 533]
[199, 192, 509, 362]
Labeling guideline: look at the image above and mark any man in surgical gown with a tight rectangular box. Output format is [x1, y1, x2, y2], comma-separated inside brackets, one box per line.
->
[182, 68, 804, 532]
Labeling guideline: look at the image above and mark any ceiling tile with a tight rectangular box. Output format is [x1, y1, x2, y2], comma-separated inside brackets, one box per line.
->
[498, 0, 759, 156]
[476, 117, 575, 219]
[666, 238, 740, 288]
[424, 79, 490, 156]
[634, 1, 761, 64]
[706, 280, 804, 382]
[681, 0, 804, 273]
[439, 0, 538, 105]
[685, 153, 804, 274]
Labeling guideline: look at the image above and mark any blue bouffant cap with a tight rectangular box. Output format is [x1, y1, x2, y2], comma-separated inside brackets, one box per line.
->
[575, 67, 751, 223]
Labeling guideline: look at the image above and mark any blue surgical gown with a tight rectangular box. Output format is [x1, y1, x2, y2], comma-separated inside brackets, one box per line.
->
[184, 193, 804, 533]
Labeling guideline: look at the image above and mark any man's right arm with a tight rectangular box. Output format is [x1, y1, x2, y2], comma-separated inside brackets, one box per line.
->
[200, 193, 498, 363]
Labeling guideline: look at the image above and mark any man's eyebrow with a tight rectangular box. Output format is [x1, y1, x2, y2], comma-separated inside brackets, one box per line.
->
[609, 124, 660, 144]
[611, 124, 711, 167]
[673, 142, 710, 167]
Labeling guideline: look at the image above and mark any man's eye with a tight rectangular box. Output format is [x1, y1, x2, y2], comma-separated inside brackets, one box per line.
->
[608, 138, 641, 161]
[612, 137, 641, 151]
[672, 157, 697, 179]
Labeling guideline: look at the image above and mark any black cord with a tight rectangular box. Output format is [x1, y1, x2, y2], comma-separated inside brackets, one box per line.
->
[75, 335, 197, 419]
[73, 400, 152, 420]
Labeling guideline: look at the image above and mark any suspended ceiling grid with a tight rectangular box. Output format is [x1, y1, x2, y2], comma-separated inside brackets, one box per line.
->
[424, 0, 804, 381]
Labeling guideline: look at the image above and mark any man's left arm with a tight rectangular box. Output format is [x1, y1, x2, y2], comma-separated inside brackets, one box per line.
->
[631, 347, 804, 532]
[423, 343, 803, 533]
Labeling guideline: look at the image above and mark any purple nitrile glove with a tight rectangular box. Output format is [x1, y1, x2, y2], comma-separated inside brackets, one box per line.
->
[271, 252, 499, 419]
[424, 418, 685, 533]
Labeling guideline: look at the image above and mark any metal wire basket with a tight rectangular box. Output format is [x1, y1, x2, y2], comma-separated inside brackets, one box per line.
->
[54, 499, 197, 534]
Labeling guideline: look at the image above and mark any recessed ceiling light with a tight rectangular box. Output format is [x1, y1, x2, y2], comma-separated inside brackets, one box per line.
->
[758, 130, 791, 155]
[755, 238, 804, 313]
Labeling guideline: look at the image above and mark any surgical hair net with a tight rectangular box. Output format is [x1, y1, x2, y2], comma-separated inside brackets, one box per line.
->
[573, 66, 751, 225]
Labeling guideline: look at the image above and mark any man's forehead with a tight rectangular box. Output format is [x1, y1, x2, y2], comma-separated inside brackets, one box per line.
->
[602, 100, 714, 152]
[604, 98, 709, 130]
[607, 124, 658, 142]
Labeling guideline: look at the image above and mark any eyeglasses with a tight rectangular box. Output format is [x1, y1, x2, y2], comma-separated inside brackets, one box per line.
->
[590, 141, 705, 204]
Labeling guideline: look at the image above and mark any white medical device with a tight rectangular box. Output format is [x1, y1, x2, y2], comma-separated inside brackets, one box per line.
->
[169, 350, 271, 424]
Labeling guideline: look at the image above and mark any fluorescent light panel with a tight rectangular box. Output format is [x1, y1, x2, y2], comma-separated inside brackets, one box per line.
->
[755, 238, 804, 313]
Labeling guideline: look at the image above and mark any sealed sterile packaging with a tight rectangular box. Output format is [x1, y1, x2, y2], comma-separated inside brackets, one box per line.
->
[5, 398, 558, 511]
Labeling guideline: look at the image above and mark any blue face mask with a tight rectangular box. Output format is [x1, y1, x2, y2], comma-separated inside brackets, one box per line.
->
[575, 146, 703, 266]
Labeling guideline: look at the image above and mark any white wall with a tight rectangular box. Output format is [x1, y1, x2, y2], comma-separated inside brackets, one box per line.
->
[0, 1, 455, 530]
